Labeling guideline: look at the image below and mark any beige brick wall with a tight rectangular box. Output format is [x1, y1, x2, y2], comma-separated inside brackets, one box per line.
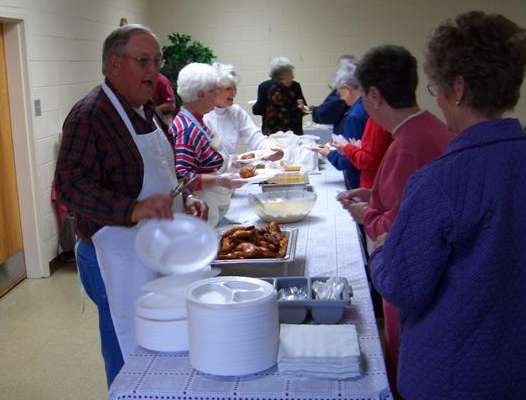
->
[151, 0, 526, 125]
[0, 0, 152, 272]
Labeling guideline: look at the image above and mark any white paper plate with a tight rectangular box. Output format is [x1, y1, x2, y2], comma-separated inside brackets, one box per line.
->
[236, 149, 273, 164]
[233, 168, 280, 184]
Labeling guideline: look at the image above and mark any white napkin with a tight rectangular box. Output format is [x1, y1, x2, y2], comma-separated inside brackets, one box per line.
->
[278, 324, 362, 379]
[279, 324, 360, 359]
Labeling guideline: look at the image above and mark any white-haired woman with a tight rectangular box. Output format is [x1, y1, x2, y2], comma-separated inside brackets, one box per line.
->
[252, 56, 307, 135]
[204, 62, 283, 161]
[172, 63, 244, 225]
[313, 60, 368, 189]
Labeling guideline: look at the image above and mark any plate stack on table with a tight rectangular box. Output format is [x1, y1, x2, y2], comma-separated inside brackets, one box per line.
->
[278, 324, 362, 379]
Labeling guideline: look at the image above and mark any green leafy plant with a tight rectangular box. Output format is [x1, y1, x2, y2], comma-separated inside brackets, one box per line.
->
[161, 33, 216, 106]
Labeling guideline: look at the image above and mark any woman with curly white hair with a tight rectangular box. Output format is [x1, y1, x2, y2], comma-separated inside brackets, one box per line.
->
[204, 62, 283, 161]
[172, 62, 245, 225]
[252, 56, 308, 135]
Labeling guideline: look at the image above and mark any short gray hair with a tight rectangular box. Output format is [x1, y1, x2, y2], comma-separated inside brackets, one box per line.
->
[269, 56, 294, 80]
[177, 63, 219, 103]
[102, 24, 158, 76]
[333, 58, 360, 89]
[213, 62, 240, 88]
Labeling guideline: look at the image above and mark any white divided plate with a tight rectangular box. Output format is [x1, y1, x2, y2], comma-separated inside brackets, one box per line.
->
[135, 215, 219, 275]
[237, 149, 273, 164]
[141, 267, 221, 297]
[233, 168, 280, 184]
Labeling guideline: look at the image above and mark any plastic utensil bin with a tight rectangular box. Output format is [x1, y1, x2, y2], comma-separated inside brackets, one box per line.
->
[263, 277, 352, 324]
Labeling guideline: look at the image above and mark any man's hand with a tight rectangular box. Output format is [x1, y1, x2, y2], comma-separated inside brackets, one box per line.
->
[130, 193, 173, 222]
[263, 148, 284, 161]
[184, 196, 208, 220]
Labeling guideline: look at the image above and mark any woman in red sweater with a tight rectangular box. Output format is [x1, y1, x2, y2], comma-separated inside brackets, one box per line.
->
[333, 117, 391, 189]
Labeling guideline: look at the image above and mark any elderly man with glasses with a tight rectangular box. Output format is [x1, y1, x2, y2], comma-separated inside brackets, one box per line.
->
[55, 24, 207, 387]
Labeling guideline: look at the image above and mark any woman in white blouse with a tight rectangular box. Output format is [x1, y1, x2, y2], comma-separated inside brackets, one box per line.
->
[204, 62, 283, 161]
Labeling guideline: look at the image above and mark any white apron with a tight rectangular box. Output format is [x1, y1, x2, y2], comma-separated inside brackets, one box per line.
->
[180, 107, 232, 226]
[92, 81, 182, 361]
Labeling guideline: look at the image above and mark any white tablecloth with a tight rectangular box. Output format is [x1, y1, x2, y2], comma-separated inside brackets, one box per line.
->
[109, 165, 392, 400]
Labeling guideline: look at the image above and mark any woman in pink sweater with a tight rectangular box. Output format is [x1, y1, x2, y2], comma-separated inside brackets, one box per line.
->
[338, 45, 452, 398]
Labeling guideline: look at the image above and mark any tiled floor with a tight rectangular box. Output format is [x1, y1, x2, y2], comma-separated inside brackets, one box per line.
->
[0, 263, 107, 400]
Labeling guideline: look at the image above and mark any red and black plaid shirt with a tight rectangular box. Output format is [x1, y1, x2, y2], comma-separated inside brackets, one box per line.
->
[55, 80, 174, 240]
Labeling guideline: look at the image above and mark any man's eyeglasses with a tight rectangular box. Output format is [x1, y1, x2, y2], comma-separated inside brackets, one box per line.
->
[122, 55, 165, 69]
[427, 83, 438, 97]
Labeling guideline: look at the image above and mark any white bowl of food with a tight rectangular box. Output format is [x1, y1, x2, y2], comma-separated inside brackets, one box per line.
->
[249, 190, 317, 223]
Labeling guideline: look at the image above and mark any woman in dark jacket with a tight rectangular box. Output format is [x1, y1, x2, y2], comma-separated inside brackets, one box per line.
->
[252, 56, 307, 135]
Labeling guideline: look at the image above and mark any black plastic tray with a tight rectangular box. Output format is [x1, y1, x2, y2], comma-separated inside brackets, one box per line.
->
[262, 276, 352, 324]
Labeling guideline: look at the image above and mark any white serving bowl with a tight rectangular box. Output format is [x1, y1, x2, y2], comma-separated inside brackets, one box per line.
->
[249, 190, 317, 223]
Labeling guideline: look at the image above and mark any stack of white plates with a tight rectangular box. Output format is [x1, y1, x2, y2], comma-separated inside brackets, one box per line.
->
[134, 215, 220, 352]
[186, 277, 279, 376]
[278, 324, 362, 379]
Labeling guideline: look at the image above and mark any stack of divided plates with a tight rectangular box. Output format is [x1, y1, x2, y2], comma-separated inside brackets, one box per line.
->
[186, 277, 279, 376]
[278, 324, 362, 379]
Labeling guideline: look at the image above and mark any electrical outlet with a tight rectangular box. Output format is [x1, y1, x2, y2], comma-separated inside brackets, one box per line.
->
[34, 99, 42, 116]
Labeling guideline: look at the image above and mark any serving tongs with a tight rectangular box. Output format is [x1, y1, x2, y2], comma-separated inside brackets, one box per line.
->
[170, 175, 197, 198]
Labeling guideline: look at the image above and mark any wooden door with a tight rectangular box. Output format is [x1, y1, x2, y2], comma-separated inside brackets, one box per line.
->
[0, 23, 25, 295]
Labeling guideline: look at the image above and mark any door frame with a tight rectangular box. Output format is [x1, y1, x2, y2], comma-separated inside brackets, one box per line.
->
[1, 11, 47, 278]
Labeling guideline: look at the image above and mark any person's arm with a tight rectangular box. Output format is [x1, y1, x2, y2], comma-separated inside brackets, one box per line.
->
[236, 106, 267, 151]
[55, 117, 136, 226]
[312, 90, 348, 125]
[327, 149, 355, 171]
[252, 82, 267, 116]
[363, 150, 420, 239]
[342, 101, 368, 141]
[370, 172, 453, 314]
[295, 81, 307, 106]
[342, 120, 391, 171]
[174, 123, 223, 191]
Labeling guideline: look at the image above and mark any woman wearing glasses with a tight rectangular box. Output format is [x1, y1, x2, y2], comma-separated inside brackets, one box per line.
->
[204, 62, 283, 162]
[337, 45, 452, 398]
[370, 11, 526, 399]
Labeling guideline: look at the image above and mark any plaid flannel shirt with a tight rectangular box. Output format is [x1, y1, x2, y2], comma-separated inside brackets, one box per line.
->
[55, 80, 174, 240]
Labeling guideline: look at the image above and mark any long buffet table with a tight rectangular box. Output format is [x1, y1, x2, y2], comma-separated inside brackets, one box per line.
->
[109, 164, 392, 400]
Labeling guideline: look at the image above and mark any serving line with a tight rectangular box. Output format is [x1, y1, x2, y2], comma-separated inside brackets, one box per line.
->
[109, 163, 392, 400]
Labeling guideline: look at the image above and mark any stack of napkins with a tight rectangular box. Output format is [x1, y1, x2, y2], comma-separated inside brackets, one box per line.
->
[278, 324, 362, 379]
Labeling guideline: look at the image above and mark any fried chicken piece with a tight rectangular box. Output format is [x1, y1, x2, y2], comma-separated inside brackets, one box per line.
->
[268, 221, 281, 234]
[278, 237, 289, 257]
[222, 226, 246, 238]
[234, 242, 258, 257]
[220, 237, 235, 253]
[230, 229, 255, 241]
[239, 165, 256, 178]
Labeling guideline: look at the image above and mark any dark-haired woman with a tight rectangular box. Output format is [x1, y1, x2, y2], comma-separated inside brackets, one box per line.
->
[338, 44, 452, 398]
[370, 11, 526, 399]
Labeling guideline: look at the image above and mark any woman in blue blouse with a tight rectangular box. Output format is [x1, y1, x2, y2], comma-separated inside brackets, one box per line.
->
[370, 11, 526, 400]
[314, 59, 368, 189]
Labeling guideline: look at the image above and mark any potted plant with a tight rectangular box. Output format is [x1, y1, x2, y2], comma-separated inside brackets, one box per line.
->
[161, 33, 216, 107]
